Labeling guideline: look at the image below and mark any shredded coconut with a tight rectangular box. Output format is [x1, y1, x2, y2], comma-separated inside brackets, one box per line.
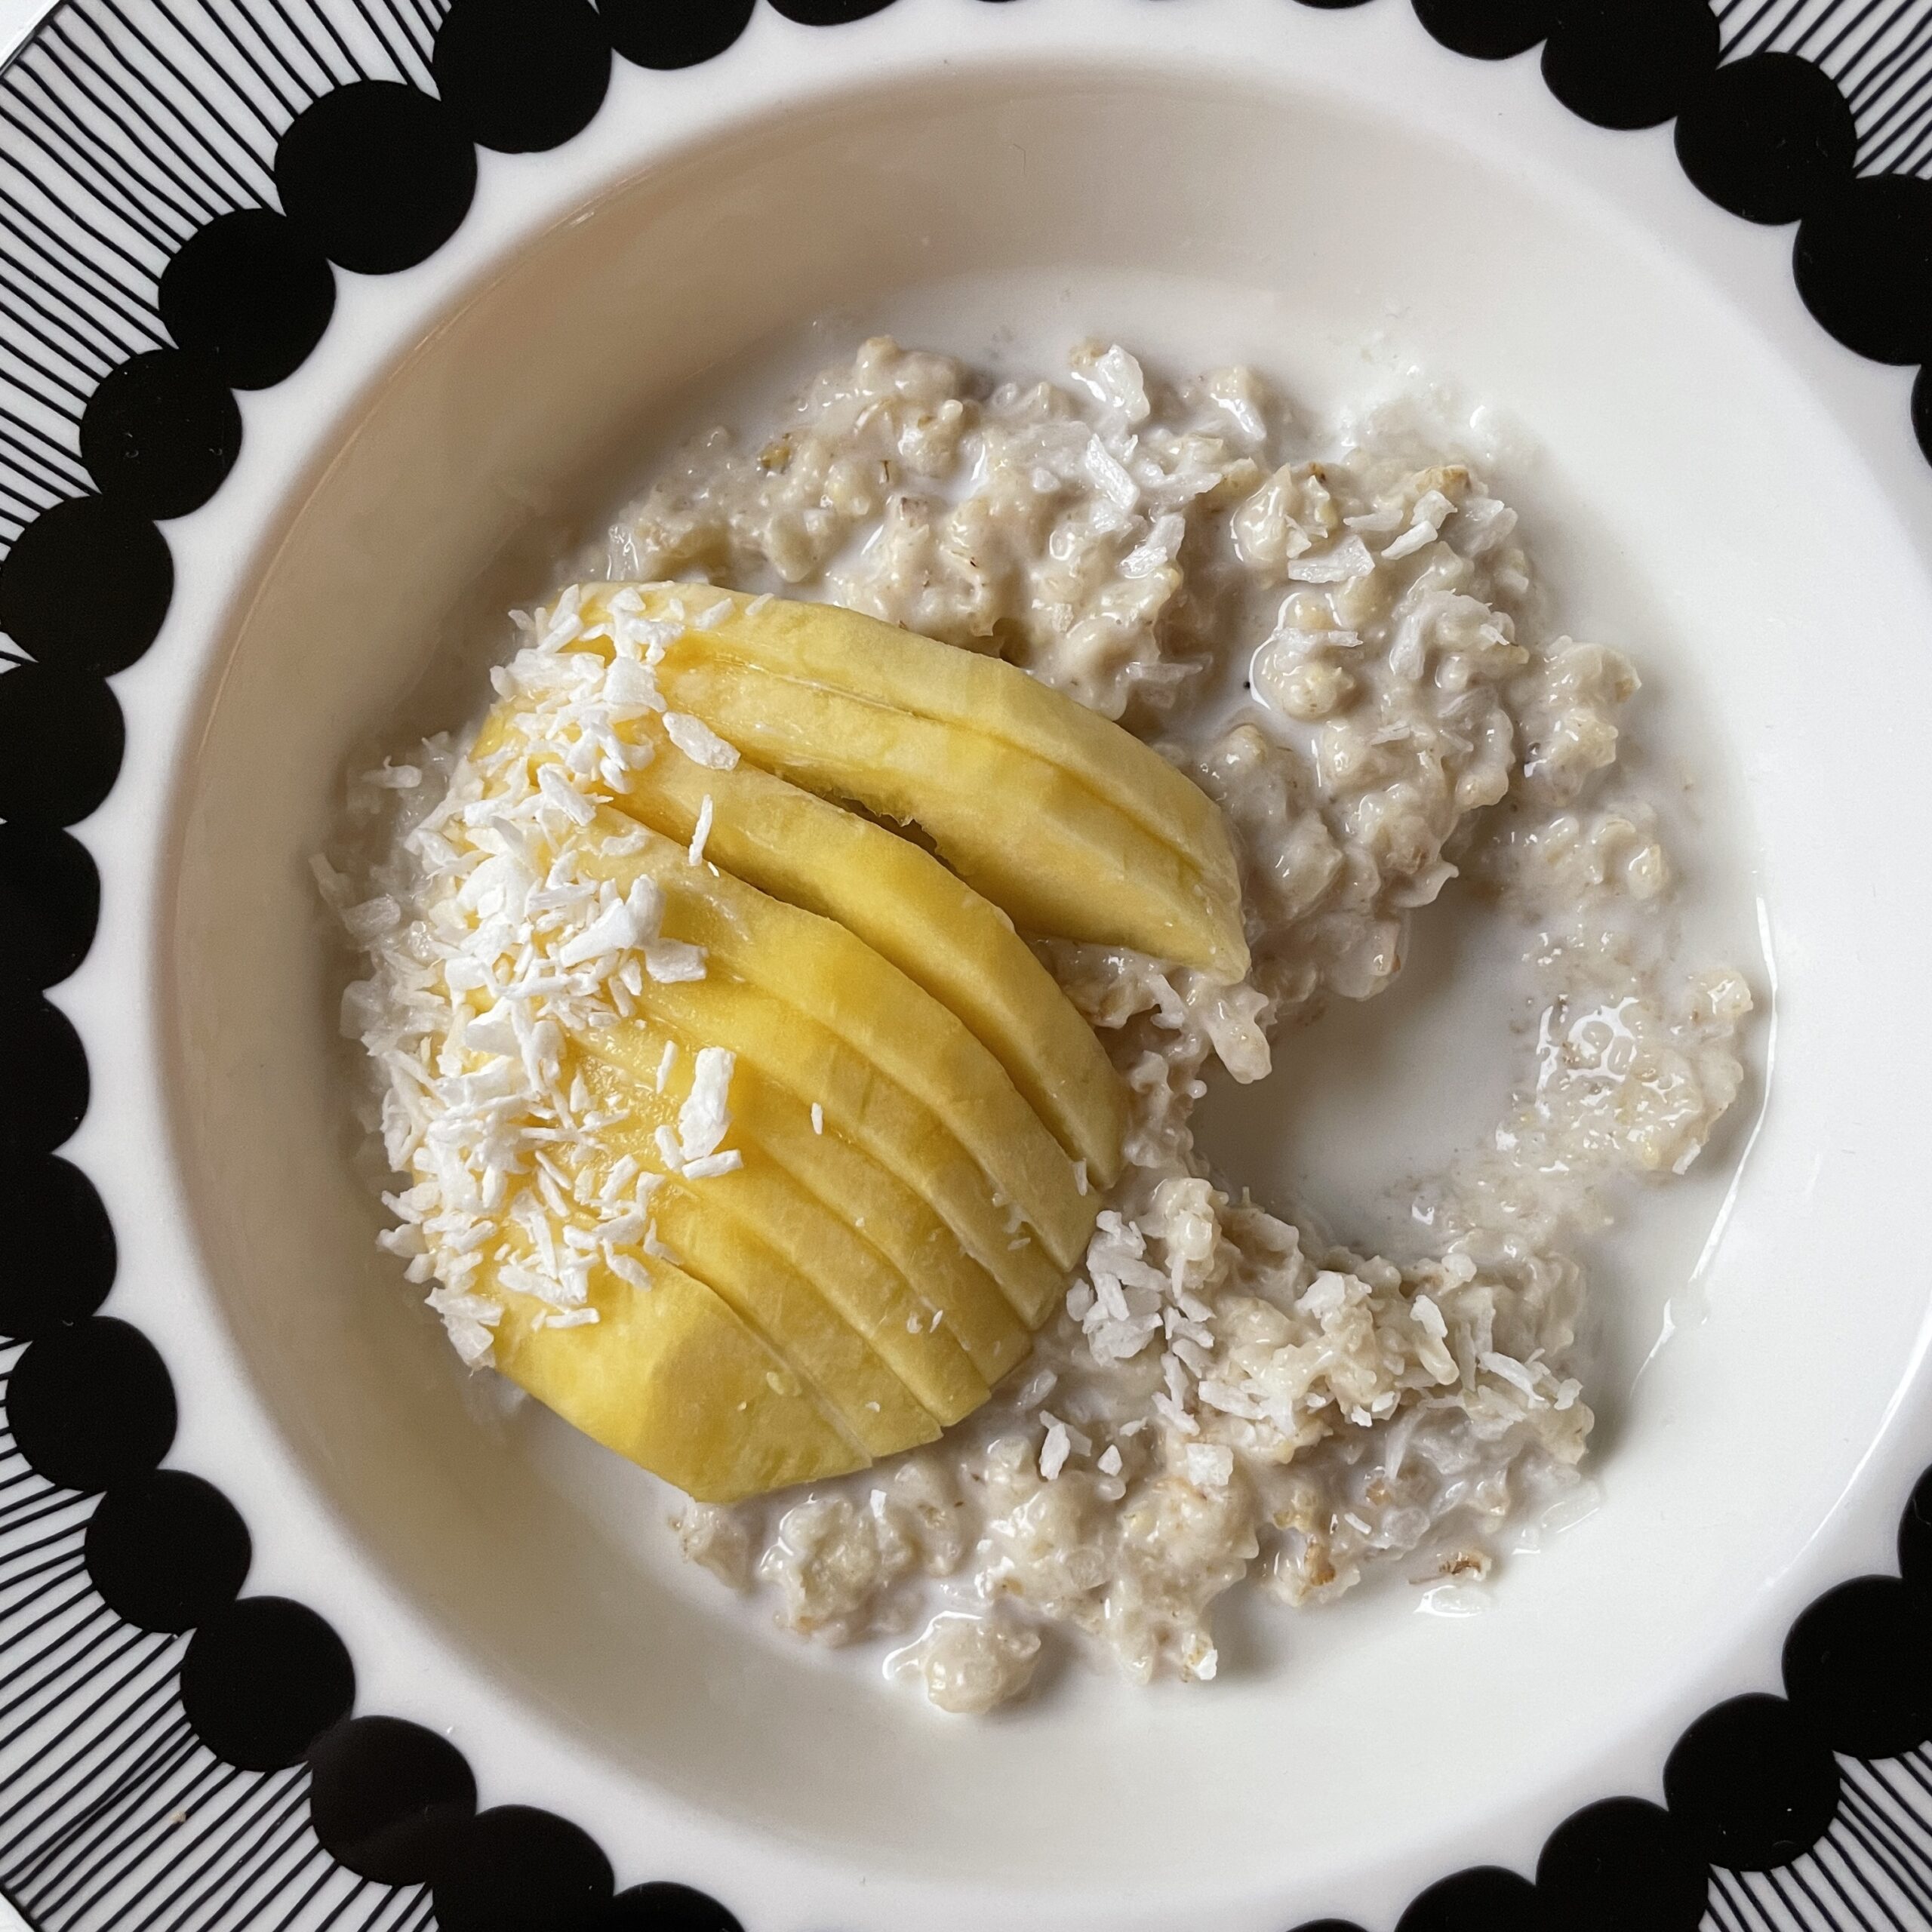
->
[663, 712, 740, 771]
[592, 342, 1754, 1706]
[328, 338, 1755, 1715]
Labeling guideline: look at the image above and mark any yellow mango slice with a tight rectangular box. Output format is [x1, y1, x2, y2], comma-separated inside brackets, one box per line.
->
[577, 977, 1068, 1327]
[580, 1049, 1032, 1387]
[571, 1052, 1001, 1414]
[488, 1253, 866, 1503]
[577, 811, 1094, 1271]
[605, 584, 1247, 980]
[586, 729, 1126, 1186]
[652, 651, 1244, 980]
[610, 1161, 940, 1457]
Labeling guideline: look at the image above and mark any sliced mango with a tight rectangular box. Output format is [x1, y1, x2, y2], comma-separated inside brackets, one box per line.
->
[653, 653, 1244, 980]
[576, 811, 1094, 1271]
[577, 976, 1069, 1327]
[488, 1252, 867, 1503]
[598, 584, 1247, 980]
[571, 1054, 1001, 1417]
[592, 1155, 940, 1458]
[407, 581, 1258, 1501]
[591, 729, 1125, 1184]
[579, 1049, 1031, 1387]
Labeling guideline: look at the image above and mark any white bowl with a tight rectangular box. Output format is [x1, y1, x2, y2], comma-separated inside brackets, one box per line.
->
[32, 2, 1932, 1926]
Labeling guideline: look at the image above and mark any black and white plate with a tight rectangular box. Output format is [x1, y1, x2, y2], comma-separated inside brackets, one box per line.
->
[4, 2, 1932, 1927]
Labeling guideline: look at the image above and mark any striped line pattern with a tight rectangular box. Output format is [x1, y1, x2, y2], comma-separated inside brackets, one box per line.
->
[0, 1340, 422, 1930]
[0, 0, 443, 566]
[1717, 0, 1932, 174]
[2, 4, 1932, 1931]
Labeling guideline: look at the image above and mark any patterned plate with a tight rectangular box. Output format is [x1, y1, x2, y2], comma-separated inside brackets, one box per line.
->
[4, 2, 1932, 1927]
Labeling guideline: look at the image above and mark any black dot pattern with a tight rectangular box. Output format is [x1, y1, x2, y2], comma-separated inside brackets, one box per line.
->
[160, 210, 337, 391]
[1913, 367, 1932, 475]
[0, 665, 125, 826]
[1537, 1796, 1709, 1931]
[276, 80, 478, 275]
[86, 1472, 252, 1632]
[432, 1806, 614, 1932]
[0, 822, 98, 992]
[308, 1715, 478, 1884]
[0, 496, 172, 677]
[0, 992, 89, 1156]
[1395, 1866, 1548, 1931]
[600, 0, 755, 67]
[1411, 0, 1555, 61]
[1784, 1575, 1932, 1760]
[1542, 0, 1718, 133]
[1676, 52, 1856, 226]
[767, 0, 900, 23]
[1, 5, 1930, 1928]
[0, 1153, 115, 1340]
[1796, 175, 1932, 366]
[181, 1597, 356, 1771]
[605, 1885, 745, 1931]
[436, 0, 611, 153]
[79, 350, 242, 520]
[1900, 1463, 1932, 1594]
[9, 1317, 177, 1494]
[1664, 1694, 1840, 1871]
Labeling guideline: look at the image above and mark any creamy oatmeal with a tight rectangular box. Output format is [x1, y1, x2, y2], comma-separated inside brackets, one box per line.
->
[328, 339, 1753, 1714]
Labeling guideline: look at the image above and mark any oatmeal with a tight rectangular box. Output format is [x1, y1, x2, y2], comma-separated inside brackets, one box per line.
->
[328, 339, 1753, 1713]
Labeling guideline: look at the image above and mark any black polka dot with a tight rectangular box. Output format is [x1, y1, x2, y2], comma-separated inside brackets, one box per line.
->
[606, 1884, 743, 1931]
[308, 1715, 477, 1885]
[180, 1597, 355, 1771]
[1784, 1575, 1932, 1759]
[1287, 1922, 1368, 1932]
[433, 1807, 614, 1932]
[1536, 1797, 1708, 1931]
[1663, 1694, 1839, 1870]
[1913, 368, 1932, 473]
[9, 1318, 176, 1494]
[436, 0, 611, 153]
[85, 1472, 251, 1632]
[1396, 1869, 1547, 1931]
[0, 666, 125, 827]
[1296, 0, 1376, 8]
[1675, 53, 1855, 226]
[79, 350, 241, 521]
[0, 1154, 114, 1340]
[276, 81, 478, 276]
[1900, 1463, 1932, 1594]
[160, 210, 336, 392]
[1796, 175, 1932, 366]
[1542, 0, 1718, 131]
[1411, 0, 1555, 60]
[0, 992, 88, 1156]
[0, 497, 172, 677]
[0, 822, 98, 992]
[599, 0, 752, 66]
[767, 0, 899, 23]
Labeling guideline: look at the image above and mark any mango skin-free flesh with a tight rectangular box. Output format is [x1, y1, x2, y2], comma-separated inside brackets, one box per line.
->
[431, 590, 1247, 1501]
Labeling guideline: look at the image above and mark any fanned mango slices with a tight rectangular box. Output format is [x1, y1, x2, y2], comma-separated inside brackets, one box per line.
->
[448, 588, 1251, 1502]
[576, 1045, 1032, 1386]
[576, 978, 1070, 1328]
[573, 812, 1094, 1269]
[488, 1247, 869, 1503]
[567, 724, 1128, 1186]
[625, 586, 1251, 982]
